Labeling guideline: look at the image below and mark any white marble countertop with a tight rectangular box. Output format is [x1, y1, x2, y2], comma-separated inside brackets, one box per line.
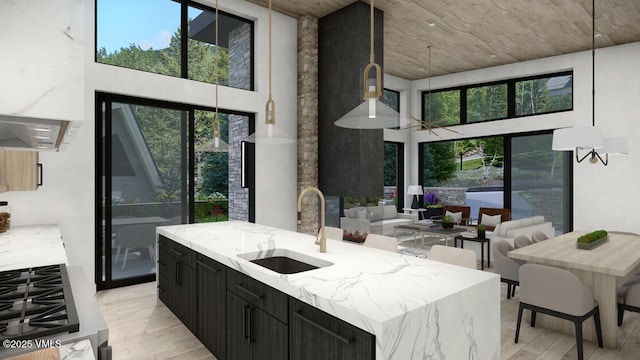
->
[158, 221, 501, 359]
[0, 224, 67, 271]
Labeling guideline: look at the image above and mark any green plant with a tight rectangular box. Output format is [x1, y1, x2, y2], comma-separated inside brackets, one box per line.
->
[476, 223, 486, 231]
[577, 230, 608, 243]
[442, 215, 454, 224]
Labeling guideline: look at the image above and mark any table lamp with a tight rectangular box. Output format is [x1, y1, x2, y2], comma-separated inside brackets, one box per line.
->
[407, 185, 423, 209]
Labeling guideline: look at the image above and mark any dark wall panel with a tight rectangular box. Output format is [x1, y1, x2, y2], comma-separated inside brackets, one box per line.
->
[318, 1, 384, 198]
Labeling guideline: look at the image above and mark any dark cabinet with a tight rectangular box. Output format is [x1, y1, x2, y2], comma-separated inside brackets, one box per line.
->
[290, 298, 375, 360]
[157, 235, 197, 334]
[226, 269, 288, 360]
[196, 254, 226, 359]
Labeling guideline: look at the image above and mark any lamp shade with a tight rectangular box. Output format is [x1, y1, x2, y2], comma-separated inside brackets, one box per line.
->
[600, 136, 629, 155]
[407, 185, 423, 196]
[335, 99, 400, 129]
[552, 126, 603, 151]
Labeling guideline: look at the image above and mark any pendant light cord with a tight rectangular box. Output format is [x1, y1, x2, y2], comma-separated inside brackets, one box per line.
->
[269, 0, 273, 100]
[592, 0, 596, 127]
[370, 0, 375, 64]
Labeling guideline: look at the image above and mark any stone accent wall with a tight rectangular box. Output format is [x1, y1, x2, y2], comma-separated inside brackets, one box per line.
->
[423, 187, 468, 205]
[297, 16, 320, 235]
[227, 23, 251, 221]
[228, 23, 251, 89]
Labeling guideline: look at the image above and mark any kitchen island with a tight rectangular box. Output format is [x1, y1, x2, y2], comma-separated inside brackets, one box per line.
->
[157, 221, 500, 359]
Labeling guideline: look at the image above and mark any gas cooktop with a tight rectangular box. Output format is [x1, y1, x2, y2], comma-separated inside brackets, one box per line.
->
[0, 264, 80, 340]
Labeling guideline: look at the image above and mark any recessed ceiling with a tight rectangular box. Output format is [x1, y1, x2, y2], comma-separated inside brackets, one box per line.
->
[248, 0, 640, 80]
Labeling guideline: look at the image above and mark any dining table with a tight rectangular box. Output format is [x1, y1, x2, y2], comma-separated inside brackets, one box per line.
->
[508, 231, 640, 348]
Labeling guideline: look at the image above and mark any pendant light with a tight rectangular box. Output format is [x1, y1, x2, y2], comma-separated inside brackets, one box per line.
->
[244, 0, 295, 144]
[551, 0, 628, 165]
[334, 0, 400, 129]
[197, 0, 229, 153]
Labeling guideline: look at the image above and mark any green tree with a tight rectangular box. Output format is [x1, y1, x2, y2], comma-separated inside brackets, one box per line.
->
[423, 142, 456, 186]
[383, 143, 397, 186]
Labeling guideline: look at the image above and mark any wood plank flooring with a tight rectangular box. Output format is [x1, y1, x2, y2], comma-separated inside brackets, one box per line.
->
[97, 278, 640, 360]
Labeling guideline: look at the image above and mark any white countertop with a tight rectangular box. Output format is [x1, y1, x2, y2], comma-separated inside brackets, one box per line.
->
[0, 224, 67, 271]
[158, 221, 501, 359]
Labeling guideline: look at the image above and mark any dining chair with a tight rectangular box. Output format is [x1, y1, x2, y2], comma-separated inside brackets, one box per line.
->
[513, 235, 533, 249]
[493, 240, 521, 299]
[427, 245, 477, 269]
[363, 234, 398, 252]
[321, 226, 344, 241]
[531, 231, 549, 243]
[617, 274, 640, 325]
[114, 224, 158, 270]
[516, 264, 603, 360]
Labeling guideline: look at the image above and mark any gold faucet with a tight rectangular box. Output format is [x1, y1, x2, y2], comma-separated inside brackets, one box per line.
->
[297, 186, 326, 253]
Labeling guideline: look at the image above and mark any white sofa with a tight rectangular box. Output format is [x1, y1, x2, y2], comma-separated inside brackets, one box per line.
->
[464, 216, 555, 263]
[340, 205, 417, 236]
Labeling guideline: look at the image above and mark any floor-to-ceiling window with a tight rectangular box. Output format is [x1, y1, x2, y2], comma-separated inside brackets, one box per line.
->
[97, 93, 254, 289]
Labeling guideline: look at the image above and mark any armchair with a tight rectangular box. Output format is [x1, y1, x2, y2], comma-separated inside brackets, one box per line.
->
[476, 207, 511, 231]
[431, 205, 471, 225]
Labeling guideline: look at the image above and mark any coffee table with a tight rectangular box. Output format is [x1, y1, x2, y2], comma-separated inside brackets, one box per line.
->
[394, 224, 467, 247]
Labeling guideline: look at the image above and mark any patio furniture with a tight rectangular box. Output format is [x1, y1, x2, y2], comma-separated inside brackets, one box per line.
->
[114, 224, 157, 270]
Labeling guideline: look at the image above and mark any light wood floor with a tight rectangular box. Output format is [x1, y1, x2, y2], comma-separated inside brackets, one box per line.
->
[97, 279, 640, 360]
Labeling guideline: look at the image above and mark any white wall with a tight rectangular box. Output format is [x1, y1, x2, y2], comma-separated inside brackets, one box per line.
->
[405, 42, 640, 233]
[0, 0, 299, 289]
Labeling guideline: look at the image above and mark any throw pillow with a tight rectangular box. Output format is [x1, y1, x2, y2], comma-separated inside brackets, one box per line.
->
[481, 214, 502, 228]
[356, 209, 368, 220]
[382, 205, 398, 220]
[445, 210, 462, 224]
[345, 208, 356, 218]
[367, 207, 384, 222]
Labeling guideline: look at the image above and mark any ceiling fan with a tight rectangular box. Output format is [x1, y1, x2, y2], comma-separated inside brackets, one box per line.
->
[402, 46, 462, 138]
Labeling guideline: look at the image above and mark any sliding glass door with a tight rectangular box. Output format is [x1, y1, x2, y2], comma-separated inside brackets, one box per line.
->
[97, 93, 254, 289]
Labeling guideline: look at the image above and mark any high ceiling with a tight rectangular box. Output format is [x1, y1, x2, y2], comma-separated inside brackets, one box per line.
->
[248, 0, 640, 80]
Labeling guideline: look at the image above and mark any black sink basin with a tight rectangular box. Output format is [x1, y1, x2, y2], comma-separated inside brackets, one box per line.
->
[238, 249, 333, 274]
[251, 256, 319, 274]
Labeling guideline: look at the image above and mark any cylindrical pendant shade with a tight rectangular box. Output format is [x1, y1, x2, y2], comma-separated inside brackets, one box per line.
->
[335, 99, 400, 129]
[552, 126, 603, 151]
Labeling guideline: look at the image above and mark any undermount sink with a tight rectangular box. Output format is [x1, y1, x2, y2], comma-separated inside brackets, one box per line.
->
[237, 249, 333, 274]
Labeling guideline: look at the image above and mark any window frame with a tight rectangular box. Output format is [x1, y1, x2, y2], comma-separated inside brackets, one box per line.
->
[421, 70, 573, 125]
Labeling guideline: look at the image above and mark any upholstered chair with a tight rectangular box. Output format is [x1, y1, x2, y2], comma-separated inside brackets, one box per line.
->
[475, 207, 511, 231]
[531, 231, 549, 243]
[363, 234, 398, 252]
[493, 240, 521, 299]
[114, 224, 157, 270]
[516, 264, 603, 360]
[427, 245, 477, 269]
[321, 226, 345, 241]
[617, 274, 640, 325]
[433, 205, 471, 226]
[514, 235, 533, 249]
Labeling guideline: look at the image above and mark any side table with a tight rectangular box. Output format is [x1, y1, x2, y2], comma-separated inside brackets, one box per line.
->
[402, 207, 427, 220]
[454, 235, 491, 270]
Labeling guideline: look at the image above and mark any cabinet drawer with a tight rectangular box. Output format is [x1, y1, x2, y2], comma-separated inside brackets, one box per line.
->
[168, 238, 196, 268]
[227, 268, 288, 324]
[196, 254, 226, 274]
[158, 235, 169, 251]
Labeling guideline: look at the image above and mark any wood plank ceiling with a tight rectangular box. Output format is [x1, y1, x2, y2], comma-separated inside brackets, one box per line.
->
[248, 0, 640, 80]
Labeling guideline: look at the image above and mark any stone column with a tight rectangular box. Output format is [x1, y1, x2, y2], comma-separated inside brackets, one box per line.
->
[297, 15, 319, 234]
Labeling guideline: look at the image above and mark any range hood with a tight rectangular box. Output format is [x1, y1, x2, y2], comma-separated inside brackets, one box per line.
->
[0, 114, 79, 151]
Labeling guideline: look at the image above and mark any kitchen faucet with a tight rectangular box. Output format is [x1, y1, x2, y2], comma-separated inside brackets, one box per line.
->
[297, 186, 326, 253]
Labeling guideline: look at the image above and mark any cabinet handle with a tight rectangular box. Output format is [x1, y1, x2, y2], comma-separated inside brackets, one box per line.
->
[243, 305, 250, 342]
[175, 263, 183, 286]
[248, 307, 255, 344]
[171, 249, 185, 257]
[36, 163, 43, 186]
[292, 311, 354, 344]
[196, 259, 219, 273]
[235, 284, 264, 300]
